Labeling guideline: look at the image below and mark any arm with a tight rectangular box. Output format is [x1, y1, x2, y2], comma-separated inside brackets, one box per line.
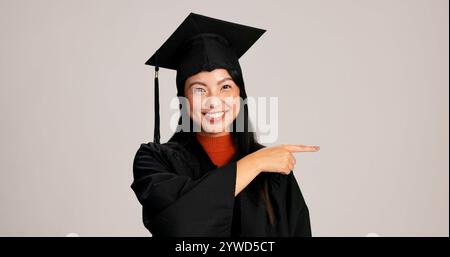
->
[235, 156, 261, 196]
[131, 143, 238, 237]
[235, 143, 319, 196]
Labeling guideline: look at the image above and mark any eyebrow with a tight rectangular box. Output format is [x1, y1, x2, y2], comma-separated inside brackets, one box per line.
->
[187, 77, 233, 88]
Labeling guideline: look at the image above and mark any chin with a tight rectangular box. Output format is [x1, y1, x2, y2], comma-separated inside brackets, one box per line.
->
[201, 124, 227, 133]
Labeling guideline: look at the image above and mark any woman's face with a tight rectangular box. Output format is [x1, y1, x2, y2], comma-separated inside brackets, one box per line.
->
[184, 68, 241, 136]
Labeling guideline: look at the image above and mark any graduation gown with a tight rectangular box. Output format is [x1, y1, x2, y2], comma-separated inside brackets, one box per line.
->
[131, 134, 311, 237]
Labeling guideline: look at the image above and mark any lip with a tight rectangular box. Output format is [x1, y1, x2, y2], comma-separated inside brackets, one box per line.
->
[203, 110, 230, 122]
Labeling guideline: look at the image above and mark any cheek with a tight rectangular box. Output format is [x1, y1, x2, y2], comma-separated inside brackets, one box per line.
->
[231, 89, 241, 118]
[223, 97, 240, 120]
[187, 95, 204, 119]
[232, 101, 240, 120]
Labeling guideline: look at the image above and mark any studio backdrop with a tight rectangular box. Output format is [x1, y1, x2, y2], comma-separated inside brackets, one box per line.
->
[0, 0, 448, 236]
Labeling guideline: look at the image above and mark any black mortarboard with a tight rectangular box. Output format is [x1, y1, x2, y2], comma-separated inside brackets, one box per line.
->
[145, 12, 266, 144]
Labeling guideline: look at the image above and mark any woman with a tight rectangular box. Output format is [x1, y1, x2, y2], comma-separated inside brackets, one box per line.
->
[131, 12, 320, 237]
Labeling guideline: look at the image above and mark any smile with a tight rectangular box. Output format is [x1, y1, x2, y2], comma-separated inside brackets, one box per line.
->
[203, 110, 229, 121]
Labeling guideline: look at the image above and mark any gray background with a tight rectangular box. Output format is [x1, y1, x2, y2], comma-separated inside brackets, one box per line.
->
[0, 0, 448, 236]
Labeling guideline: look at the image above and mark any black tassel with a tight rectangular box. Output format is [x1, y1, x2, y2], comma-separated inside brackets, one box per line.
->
[153, 66, 160, 144]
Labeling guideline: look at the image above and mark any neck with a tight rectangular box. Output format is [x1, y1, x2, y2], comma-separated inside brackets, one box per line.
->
[196, 132, 236, 166]
[197, 131, 231, 138]
[196, 132, 235, 152]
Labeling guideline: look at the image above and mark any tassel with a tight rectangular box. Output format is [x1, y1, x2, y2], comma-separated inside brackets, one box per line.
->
[153, 66, 160, 144]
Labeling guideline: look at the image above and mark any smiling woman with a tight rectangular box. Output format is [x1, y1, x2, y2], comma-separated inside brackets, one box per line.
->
[184, 69, 240, 137]
[131, 12, 320, 237]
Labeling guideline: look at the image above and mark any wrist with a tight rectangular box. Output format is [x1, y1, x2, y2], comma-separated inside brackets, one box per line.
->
[239, 155, 262, 175]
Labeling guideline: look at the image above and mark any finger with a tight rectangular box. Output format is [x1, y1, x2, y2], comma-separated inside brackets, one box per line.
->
[288, 151, 294, 160]
[288, 163, 294, 171]
[283, 164, 291, 174]
[285, 144, 320, 152]
[288, 159, 294, 170]
[285, 168, 292, 175]
[288, 153, 296, 165]
[289, 157, 296, 167]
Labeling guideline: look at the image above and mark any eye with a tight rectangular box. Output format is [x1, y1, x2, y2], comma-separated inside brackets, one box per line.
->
[193, 87, 206, 94]
[222, 84, 232, 90]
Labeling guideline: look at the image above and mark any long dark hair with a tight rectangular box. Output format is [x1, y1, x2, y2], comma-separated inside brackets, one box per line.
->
[168, 68, 276, 226]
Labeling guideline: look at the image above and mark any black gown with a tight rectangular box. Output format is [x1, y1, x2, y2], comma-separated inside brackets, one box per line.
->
[131, 134, 311, 237]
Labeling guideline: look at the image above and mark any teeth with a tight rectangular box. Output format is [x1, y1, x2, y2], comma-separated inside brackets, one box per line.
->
[205, 111, 225, 119]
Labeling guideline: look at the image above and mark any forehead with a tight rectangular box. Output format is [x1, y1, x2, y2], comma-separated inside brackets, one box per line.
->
[186, 68, 231, 82]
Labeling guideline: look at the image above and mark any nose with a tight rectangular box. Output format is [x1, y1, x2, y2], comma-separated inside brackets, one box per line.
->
[204, 96, 223, 110]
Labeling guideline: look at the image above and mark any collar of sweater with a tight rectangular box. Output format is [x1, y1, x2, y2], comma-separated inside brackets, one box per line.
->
[195, 133, 236, 153]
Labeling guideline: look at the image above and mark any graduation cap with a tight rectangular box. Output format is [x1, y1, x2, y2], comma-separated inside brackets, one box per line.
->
[145, 12, 266, 144]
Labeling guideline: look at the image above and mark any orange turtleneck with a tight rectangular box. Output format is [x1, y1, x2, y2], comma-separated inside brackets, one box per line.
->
[196, 133, 237, 167]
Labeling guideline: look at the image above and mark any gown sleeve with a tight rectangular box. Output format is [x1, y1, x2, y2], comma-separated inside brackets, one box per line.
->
[131, 143, 237, 237]
[285, 172, 312, 237]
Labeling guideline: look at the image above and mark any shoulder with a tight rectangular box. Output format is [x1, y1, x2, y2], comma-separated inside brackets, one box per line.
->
[134, 141, 189, 161]
[133, 140, 202, 179]
[132, 141, 198, 177]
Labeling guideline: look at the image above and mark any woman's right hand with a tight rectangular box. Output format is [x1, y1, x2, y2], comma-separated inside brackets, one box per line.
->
[240, 144, 320, 175]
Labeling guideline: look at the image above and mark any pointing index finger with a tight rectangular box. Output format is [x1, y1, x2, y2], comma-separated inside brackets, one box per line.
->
[284, 144, 320, 152]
